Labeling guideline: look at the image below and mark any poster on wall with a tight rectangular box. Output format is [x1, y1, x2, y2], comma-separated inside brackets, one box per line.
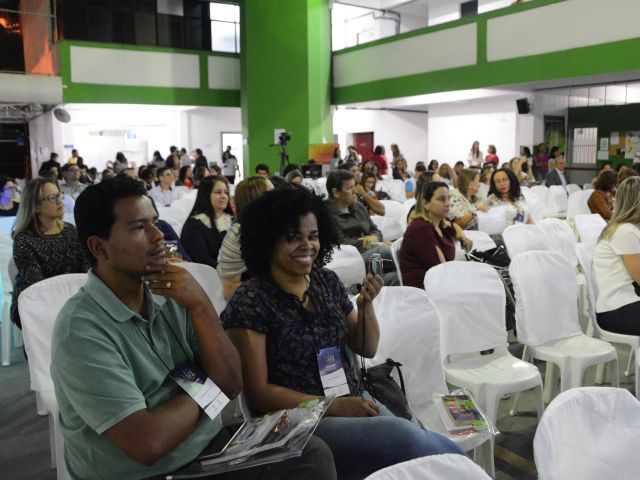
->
[609, 131, 624, 157]
[599, 138, 609, 151]
[543, 116, 566, 153]
[309, 143, 338, 165]
[624, 132, 640, 159]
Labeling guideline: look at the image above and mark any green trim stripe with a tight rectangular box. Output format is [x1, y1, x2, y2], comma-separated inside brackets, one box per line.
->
[58, 39, 240, 58]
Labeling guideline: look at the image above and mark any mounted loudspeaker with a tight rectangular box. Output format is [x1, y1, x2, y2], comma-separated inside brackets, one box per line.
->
[53, 107, 71, 123]
[516, 98, 530, 114]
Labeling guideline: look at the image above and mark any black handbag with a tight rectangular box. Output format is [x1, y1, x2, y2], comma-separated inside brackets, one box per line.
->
[360, 358, 412, 420]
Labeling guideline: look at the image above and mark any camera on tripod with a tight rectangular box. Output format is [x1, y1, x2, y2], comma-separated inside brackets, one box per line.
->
[278, 131, 291, 146]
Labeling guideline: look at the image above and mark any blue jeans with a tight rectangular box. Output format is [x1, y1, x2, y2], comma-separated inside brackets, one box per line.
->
[314, 394, 464, 480]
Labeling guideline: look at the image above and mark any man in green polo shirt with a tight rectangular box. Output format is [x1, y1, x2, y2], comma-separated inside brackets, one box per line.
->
[51, 177, 336, 480]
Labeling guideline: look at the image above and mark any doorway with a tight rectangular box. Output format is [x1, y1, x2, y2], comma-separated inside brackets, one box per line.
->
[354, 132, 374, 162]
[221, 132, 243, 180]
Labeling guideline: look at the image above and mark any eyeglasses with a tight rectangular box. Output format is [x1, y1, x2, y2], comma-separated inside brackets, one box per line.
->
[40, 192, 65, 204]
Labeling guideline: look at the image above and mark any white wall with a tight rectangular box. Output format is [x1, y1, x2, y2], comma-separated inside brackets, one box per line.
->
[28, 111, 58, 174]
[428, 1, 459, 26]
[333, 108, 428, 169]
[186, 107, 242, 167]
[427, 96, 520, 166]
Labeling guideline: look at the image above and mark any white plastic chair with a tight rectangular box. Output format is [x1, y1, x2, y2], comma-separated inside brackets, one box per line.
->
[380, 179, 406, 203]
[424, 261, 544, 424]
[389, 238, 403, 286]
[176, 262, 226, 314]
[325, 245, 365, 290]
[371, 215, 403, 241]
[380, 200, 404, 224]
[19, 273, 88, 480]
[575, 243, 639, 396]
[534, 387, 640, 480]
[477, 205, 509, 235]
[509, 251, 618, 405]
[502, 224, 551, 260]
[548, 185, 568, 214]
[566, 183, 581, 195]
[399, 198, 416, 232]
[365, 287, 494, 475]
[464, 230, 496, 253]
[365, 453, 492, 480]
[566, 190, 593, 229]
[583, 183, 595, 190]
[574, 214, 606, 244]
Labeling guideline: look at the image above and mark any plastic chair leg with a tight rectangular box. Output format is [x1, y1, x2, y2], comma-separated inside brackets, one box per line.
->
[509, 392, 521, 417]
[473, 436, 495, 478]
[36, 393, 47, 416]
[625, 346, 635, 377]
[2, 298, 11, 366]
[544, 362, 557, 403]
[610, 359, 620, 387]
[534, 384, 545, 420]
[595, 364, 606, 385]
[48, 413, 56, 469]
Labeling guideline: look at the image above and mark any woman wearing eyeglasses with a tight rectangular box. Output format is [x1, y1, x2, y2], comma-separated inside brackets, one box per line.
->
[10, 178, 89, 329]
[0, 175, 20, 216]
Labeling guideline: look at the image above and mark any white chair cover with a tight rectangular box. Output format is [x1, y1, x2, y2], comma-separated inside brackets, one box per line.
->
[0, 216, 15, 235]
[502, 224, 551, 260]
[378, 179, 406, 203]
[548, 185, 568, 214]
[566, 184, 581, 195]
[425, 262, 506, 360]
[509, 251, 581, 346]
[464, 230, 496, 253]
[371, 215, 403, 241]
[389, 238, 403, 285]
[365, 454, 492, 480]
[566, 190, 593, 223]
[534, 387, 640, 480]
[574, 214, 606, 244]
[583, 183, 595, 190]
[325, 245, 365, 290]
[380, 200, 405, 223]
[477, 205, 509, 235]
[315, 176, 328, 197]
[399, 199, 416, 232]
[176, 262, 226, 314]
[537, 218, 578, 267]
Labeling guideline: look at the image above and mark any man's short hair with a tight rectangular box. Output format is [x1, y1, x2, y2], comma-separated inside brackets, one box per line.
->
[255, 163, 270, 174]
[75, 177, 150, 266]
[326, 170, 354, 198]
[157, 166, 171, 178]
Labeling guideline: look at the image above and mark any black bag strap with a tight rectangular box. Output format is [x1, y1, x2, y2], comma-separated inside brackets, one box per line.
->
[385, 359, 406, 394]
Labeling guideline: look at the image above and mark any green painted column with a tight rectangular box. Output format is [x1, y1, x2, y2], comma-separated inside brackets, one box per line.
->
[240, 0, 333, 175]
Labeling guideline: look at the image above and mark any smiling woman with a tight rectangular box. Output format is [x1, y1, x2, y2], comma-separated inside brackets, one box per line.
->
[10, 178, 89, 328]
[221, 186, 463, 479]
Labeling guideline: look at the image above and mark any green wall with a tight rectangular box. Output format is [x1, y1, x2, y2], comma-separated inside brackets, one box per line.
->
[240, 0, 332, 174]
[569, 104, 640, 167]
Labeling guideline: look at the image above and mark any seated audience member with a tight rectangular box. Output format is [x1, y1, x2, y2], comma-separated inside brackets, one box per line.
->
[285, 169, 303, 186]
[355, 172, 386, 216]
[11, 178, 89, 328]
[427, 159, 439, 171]
[534, 142, 550, 180]
[400, 182, 472, 288]
[210, 164, 222, 177]
[588, 170, 617, 221]
[222, 187, 463, 479]
[181, 176, 232, 268]
[282, 163, 301, 178]
[61, 164, 88, 201]
[117, 167, 137, 179]
[325, 170, 398, 285]
[484, 145, 499, 167]
[477, 164, 494, 202]
[406, 170, 442, 223]
[140, 168, 157, 191]
[449, 168, 489, 230]
[453, 161, 465, 178]
[0, 175, 20, 216]
[545, 154, 569, 187]
[193, 166, 210, 188]
[150, 167, 184, 206]
[593, 177, 640, 335]
[41, 152, 62, 179]
[438, 164, 456, 188]
[78, 164, 93, 184]
[405, 163, 426, 199]
[176, 165, 194, 189]
[218, 176, 274, 300]
[487, 168, 533, 225]
[101, 168, 115, 181]
[114, 151, 129, 172]
[392, 157, 412, 181]
[51, 177, 335, 480]
[508, 156, 530, 185]
[618, 164, 639, 185]
[361, 160, 375, 176]
[268, 175, 289, 190]
[255, 163, 270, 177]
[370, 145, 389, 176]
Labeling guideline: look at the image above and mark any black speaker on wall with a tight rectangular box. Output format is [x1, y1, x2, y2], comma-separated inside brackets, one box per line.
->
[516, 98, 531, 114]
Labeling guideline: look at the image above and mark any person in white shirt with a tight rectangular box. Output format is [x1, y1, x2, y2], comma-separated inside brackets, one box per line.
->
[545, 155, 568, 187]
[593, 176, 640, 335]
[149, 166, 184, 206]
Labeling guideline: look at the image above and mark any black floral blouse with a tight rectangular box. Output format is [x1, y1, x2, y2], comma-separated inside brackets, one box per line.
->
[221, 267, 360, 397]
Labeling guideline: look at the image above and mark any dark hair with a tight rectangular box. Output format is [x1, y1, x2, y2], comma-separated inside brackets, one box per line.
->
[165, 156, 179, 169]
[140, 168, 155, 183]
[421, 181, 450, 203]
[415, 163, 427, 174]
[415, 171, 436, 201]
[360, 171, 377, 189]
[255, 163, 270, 174]
[454, 161, 465, 168]
[178, 165, 192, 183]
[75, 177, 149, 266]
[427, 160, 439, 171]
[170, 146, 177, 153]
[549, 146, 560, 159]
[373, 145, 384, 155]
[157, 166, 171, 178]
[522, 146, 532, 157]
[239, 187, 340, 276]
[194, 166, 209, 183]
[187, 176, 232, 227]
[339, 161, 356, 171]
[595, 170, 618, 192]
[269, 175, 289, 190]
[488, 168, 521, 201]
[326, 170, 354, 198]
[281, 163, 301, 178]
[116, 152, 127, 163]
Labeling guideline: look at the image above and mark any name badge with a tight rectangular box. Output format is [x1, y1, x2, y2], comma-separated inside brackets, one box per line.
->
[317, 346, 350, 397]
[171, 362, 230, 420]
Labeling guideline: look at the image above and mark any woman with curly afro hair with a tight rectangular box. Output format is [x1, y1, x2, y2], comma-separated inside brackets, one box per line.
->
[221, 186, 463, 479]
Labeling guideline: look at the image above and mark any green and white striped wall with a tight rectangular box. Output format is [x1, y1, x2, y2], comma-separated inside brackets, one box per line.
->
[59, 40, 240, 107]
[333, 0, 640, 104]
